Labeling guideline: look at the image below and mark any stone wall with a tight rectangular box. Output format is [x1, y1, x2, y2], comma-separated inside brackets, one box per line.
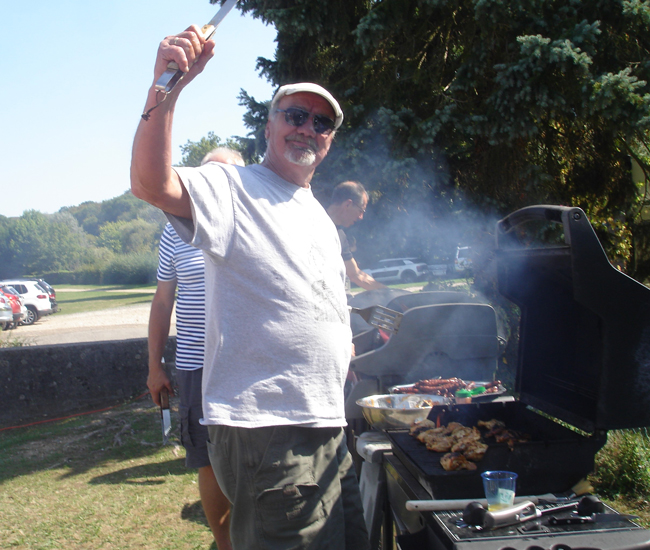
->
[0, 338, 176, 428]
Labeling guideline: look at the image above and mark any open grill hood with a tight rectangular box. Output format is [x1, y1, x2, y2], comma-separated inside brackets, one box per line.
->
[496, 205, 650, 433]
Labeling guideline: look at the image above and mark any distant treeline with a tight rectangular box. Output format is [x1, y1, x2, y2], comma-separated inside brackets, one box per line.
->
[0, 133, 250, 285]
[0, 192, 167, 285]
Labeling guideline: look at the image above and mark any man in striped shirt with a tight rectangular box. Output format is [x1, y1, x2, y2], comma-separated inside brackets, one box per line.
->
[147, 148, 244, 550]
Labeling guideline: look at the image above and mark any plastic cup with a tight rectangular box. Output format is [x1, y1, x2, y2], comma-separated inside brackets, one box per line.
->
[481, 471, 517, 510]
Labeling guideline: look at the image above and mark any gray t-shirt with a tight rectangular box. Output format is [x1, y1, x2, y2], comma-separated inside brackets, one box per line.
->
[169, 163, 351, 428]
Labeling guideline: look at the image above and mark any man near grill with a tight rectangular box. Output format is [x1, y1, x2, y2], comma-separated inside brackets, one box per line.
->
[327, 180, 386, 293]
[147, 147, 244, 550]
[131, 25, 369, 550]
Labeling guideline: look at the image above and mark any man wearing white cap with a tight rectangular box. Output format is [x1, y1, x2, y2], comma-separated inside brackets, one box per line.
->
[131, 25, 368, 550]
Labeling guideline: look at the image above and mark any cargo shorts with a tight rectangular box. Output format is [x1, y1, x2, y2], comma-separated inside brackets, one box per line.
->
[207, 424, 370, 550]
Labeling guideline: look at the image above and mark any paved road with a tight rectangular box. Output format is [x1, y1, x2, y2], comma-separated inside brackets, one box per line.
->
[1, 285, 428, 346]
[0, 303, 175, 346]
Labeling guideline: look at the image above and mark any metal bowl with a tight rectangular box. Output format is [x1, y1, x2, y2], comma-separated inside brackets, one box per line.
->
[355, 394, 448, 430]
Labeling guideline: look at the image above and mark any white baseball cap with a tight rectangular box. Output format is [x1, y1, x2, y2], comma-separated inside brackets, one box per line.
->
[270, 82, 344, 130]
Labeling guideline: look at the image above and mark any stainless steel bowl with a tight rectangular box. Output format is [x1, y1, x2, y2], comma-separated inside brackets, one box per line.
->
[355, 394, 448, 430]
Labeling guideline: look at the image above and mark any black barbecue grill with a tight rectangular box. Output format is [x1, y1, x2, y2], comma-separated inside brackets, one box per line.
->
[349, 205, 650, 550]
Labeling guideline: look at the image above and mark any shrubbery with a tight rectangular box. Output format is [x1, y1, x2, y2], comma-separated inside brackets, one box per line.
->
[41, 252, 158, 286]
[102, 252, 158, 285]
[591, 429, 650, 498]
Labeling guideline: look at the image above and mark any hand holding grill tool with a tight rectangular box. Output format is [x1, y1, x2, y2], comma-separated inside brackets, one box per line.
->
[349, 305, 403, 334]
[160, 388, 171, 445]
[154, 0, 239, 94]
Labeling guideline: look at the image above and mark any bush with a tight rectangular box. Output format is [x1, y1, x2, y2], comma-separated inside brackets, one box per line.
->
[591, 429, 650, 498]
[39, 268, 102, 285]
[102, 252, 157, 285]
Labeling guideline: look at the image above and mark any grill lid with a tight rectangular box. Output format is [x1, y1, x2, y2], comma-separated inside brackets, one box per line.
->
[496, 205, 650, 432]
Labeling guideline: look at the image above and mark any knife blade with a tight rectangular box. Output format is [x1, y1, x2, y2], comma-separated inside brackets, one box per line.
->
[154, 0, 239, 94]
[160, 388, 171, 444]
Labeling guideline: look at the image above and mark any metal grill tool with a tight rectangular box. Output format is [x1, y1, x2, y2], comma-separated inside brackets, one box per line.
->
[350, 305, 403, 334]
[155, 0, 239, 94]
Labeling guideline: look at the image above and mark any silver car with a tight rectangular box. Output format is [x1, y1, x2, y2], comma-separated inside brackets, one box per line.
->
[0, 293, 13, 330]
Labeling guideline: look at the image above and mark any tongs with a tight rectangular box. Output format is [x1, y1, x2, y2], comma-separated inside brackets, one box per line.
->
[350, 305, 403, 334]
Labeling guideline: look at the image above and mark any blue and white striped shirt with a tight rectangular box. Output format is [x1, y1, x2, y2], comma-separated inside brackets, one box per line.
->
[157, 223, 205, 371]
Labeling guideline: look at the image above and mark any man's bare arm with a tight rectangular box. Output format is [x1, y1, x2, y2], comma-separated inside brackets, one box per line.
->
[345, 258, 387, 290]
[130, 25, 216, 218]
[147, 279, 177, 406]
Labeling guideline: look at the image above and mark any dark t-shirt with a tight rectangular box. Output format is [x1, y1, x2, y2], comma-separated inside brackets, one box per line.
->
[338, 228, 353, 262]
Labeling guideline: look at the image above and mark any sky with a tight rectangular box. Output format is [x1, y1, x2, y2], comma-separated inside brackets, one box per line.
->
[1, 1, 277, 218]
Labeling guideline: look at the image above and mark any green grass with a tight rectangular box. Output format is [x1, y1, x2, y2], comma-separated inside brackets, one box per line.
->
[0, 397, 216, 550]
[55, 285, 157, 316]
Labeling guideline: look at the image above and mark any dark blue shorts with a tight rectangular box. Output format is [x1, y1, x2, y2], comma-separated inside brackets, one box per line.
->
[175, 368, 210, 469]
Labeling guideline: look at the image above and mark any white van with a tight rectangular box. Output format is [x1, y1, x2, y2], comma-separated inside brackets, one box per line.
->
[454, 246, 473, 273]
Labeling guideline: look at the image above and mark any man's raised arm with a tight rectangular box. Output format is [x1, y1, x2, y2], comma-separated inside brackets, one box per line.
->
[130, 25, 216, 219]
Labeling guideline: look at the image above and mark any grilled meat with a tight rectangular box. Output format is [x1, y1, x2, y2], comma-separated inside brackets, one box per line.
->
[424, 435, 455, 452]
[394, 378, 503, 398]
[440, 452, 477, 471]
[409, 419, 437, 435]
[410, 417, 530, 470]
[494, 429, 531, 448]
[477, 418, 505, 431]
[462, 441, 489, 461]
[411, 421, 488, 468]
[450, 426, 481, 441]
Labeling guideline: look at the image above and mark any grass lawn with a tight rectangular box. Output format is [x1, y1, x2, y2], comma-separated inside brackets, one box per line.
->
[55, 285, 157, 316]
[0, 396, 216, 550]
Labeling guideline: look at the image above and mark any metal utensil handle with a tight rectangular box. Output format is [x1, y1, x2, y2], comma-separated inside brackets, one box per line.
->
[405, 494, 557, 511]
[154, 0, 238, 94]
[483, 500, 541, 530]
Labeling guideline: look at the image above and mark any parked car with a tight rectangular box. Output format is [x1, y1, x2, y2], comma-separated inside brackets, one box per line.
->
[426, 254, 453, 277]
[364, 258, 429, 284]
[0, 293, 12, 330]
[34, 278, 59, 313]
[0, 280, 53, 325]
[0, 287, 26, 328]
[454, 246, 473, 273]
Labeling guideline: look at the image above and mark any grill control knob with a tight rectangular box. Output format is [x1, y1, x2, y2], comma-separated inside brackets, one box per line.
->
[463, 501, 487, 526]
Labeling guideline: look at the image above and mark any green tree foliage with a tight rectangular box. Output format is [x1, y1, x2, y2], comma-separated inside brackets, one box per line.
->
[97, 219, 161, 255]
[0, 191, 169, 282]
[0, 211, 94, 278]
[177, 130, 255, 166]
[236, 0, 650, 272]
[63, 191, 166, 236]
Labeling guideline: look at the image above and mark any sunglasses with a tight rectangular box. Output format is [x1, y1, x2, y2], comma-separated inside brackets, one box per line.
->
[276, 107, 336, 135]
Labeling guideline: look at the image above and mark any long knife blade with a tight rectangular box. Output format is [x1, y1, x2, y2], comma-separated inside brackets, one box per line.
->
[154, 0, 239, 94]
[202, 0, 239, 40]
[160, 389, 171, 444]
